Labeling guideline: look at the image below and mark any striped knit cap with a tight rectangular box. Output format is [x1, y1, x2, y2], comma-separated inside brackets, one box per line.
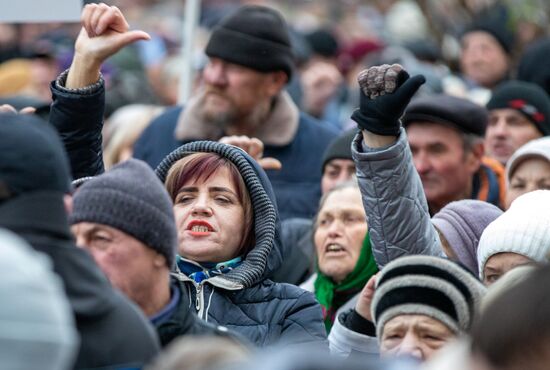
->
[477, 190, 550, 279]
[70, 159, 178, 267]
[155, 141, 279, 288]
[372, 255, 485, 339]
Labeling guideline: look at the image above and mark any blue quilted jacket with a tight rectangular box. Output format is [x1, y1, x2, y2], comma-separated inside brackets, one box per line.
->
[155, 141, 327, 347]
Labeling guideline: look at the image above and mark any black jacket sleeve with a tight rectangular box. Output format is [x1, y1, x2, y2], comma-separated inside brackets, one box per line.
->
[49, 78, 106, 180]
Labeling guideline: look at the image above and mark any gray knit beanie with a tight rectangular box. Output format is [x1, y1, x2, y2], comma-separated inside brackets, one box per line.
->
[432, 200, 503, 274]
[70, 159, 177, 268]
[477, 190, 550, 279]
[372, 255, 485, 339]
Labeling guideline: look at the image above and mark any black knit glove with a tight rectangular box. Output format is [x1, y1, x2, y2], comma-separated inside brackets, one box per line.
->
[351, 64, 426, 136]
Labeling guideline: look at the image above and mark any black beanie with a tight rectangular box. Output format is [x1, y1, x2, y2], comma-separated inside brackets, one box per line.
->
[322, 129, 357, 172]
[487, 80, 550, 136]
[518, 38, 550, 96]
[305, 29, 339, 58]
[462, 5, 515, 54]
[70, 159, 178, 268]
[0, 113, 71, 197]
[205, 5, 294, 80]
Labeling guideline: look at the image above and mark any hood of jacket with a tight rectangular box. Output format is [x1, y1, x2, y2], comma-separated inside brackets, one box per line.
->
[156, 141, 283, 289]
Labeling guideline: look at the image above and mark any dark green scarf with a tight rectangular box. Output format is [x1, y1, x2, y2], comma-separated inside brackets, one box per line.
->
[314, 232, 378, 332]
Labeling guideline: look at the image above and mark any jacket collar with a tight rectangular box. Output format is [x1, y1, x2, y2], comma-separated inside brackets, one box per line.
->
[0, 191, 72, 241]
[156, 278, 198, 337]
[174, 90, 299, 146]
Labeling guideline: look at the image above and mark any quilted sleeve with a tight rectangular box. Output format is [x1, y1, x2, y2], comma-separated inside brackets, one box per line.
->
[351, 130, 443, 268]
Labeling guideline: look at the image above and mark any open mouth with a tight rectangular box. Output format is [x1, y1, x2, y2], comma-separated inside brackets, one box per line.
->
[186, 220, 215, 235]
[325, 243, 346, 253]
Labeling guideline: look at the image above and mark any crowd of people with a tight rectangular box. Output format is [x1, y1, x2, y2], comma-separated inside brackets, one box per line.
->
[2, 1, 550, 369]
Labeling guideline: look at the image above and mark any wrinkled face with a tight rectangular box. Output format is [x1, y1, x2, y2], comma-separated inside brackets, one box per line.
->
[173, 167, 246, 263]
[460, 31, 509, 88]
[72, 223, 165, 305]
[407, 122, 480, 213]
[483, 252, 533, 285]
[506, 158, 550, 209]
[314, 187, 367, 283]
[321, 159, 356, 194]
[198, 58, 280, 128]
[380, 314, 455, 362]
[485, 109, 542, 165]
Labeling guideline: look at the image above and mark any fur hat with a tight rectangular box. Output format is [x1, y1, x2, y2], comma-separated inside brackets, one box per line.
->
[372, 255, 485, 338]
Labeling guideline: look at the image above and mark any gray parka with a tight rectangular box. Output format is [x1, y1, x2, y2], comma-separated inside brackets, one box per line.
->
[351, 129, 442, 268]
[328, 130, 443, 355]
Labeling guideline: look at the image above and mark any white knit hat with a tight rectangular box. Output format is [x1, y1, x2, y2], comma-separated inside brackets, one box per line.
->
[477, 190, 550, 279]
[506, 136, 550, 183]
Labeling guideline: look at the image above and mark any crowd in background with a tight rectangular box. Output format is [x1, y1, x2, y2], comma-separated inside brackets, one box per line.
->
[2, 0, 550, 370]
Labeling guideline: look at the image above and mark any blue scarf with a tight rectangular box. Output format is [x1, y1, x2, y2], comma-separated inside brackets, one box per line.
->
[176, 255, 243, 283]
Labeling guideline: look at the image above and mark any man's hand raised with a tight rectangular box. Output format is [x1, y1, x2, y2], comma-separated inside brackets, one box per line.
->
[67, 3, 150, 89]
[351, 64, 425, 137]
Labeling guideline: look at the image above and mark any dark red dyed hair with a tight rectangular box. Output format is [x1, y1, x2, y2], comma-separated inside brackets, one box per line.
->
[165, 152, 255, 256]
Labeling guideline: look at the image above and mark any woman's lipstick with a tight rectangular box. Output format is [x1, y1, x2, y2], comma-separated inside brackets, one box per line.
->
[186, 220, 215, 236]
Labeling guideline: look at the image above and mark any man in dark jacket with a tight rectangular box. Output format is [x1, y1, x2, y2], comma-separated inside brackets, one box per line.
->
[0, 113, 160, 369]
[70, 158, 236, 346]
[133, 5, 338, 220]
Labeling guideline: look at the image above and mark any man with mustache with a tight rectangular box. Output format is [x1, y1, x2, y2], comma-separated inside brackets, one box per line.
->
[132, 5, 338, 221]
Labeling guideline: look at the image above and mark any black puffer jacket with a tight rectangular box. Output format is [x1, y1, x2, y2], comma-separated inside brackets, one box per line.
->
[156, 142, 327, 346]
[156, 277, 244, 347]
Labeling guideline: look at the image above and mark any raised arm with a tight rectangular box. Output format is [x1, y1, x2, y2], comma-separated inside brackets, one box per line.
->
[49, 3, 150, 179]
[349, 65, 442, 268]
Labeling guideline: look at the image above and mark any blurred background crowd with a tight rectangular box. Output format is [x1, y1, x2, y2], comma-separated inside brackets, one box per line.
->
[2, 0, 549, 169]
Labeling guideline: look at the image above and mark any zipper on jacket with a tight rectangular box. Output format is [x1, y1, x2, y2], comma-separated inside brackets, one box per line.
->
[194, 282, 208, 319]
[195, 284, 202, 312]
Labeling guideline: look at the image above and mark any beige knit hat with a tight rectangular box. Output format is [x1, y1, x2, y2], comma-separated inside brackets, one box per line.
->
[477, 190, 550, 279]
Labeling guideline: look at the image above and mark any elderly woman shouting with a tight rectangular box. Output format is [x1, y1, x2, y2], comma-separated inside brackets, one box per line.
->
[301, 182, 378, 332]
[156, 141, 326, 346]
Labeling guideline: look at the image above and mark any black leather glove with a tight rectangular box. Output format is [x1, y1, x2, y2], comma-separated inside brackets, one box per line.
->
[351, 65, 426, 136]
